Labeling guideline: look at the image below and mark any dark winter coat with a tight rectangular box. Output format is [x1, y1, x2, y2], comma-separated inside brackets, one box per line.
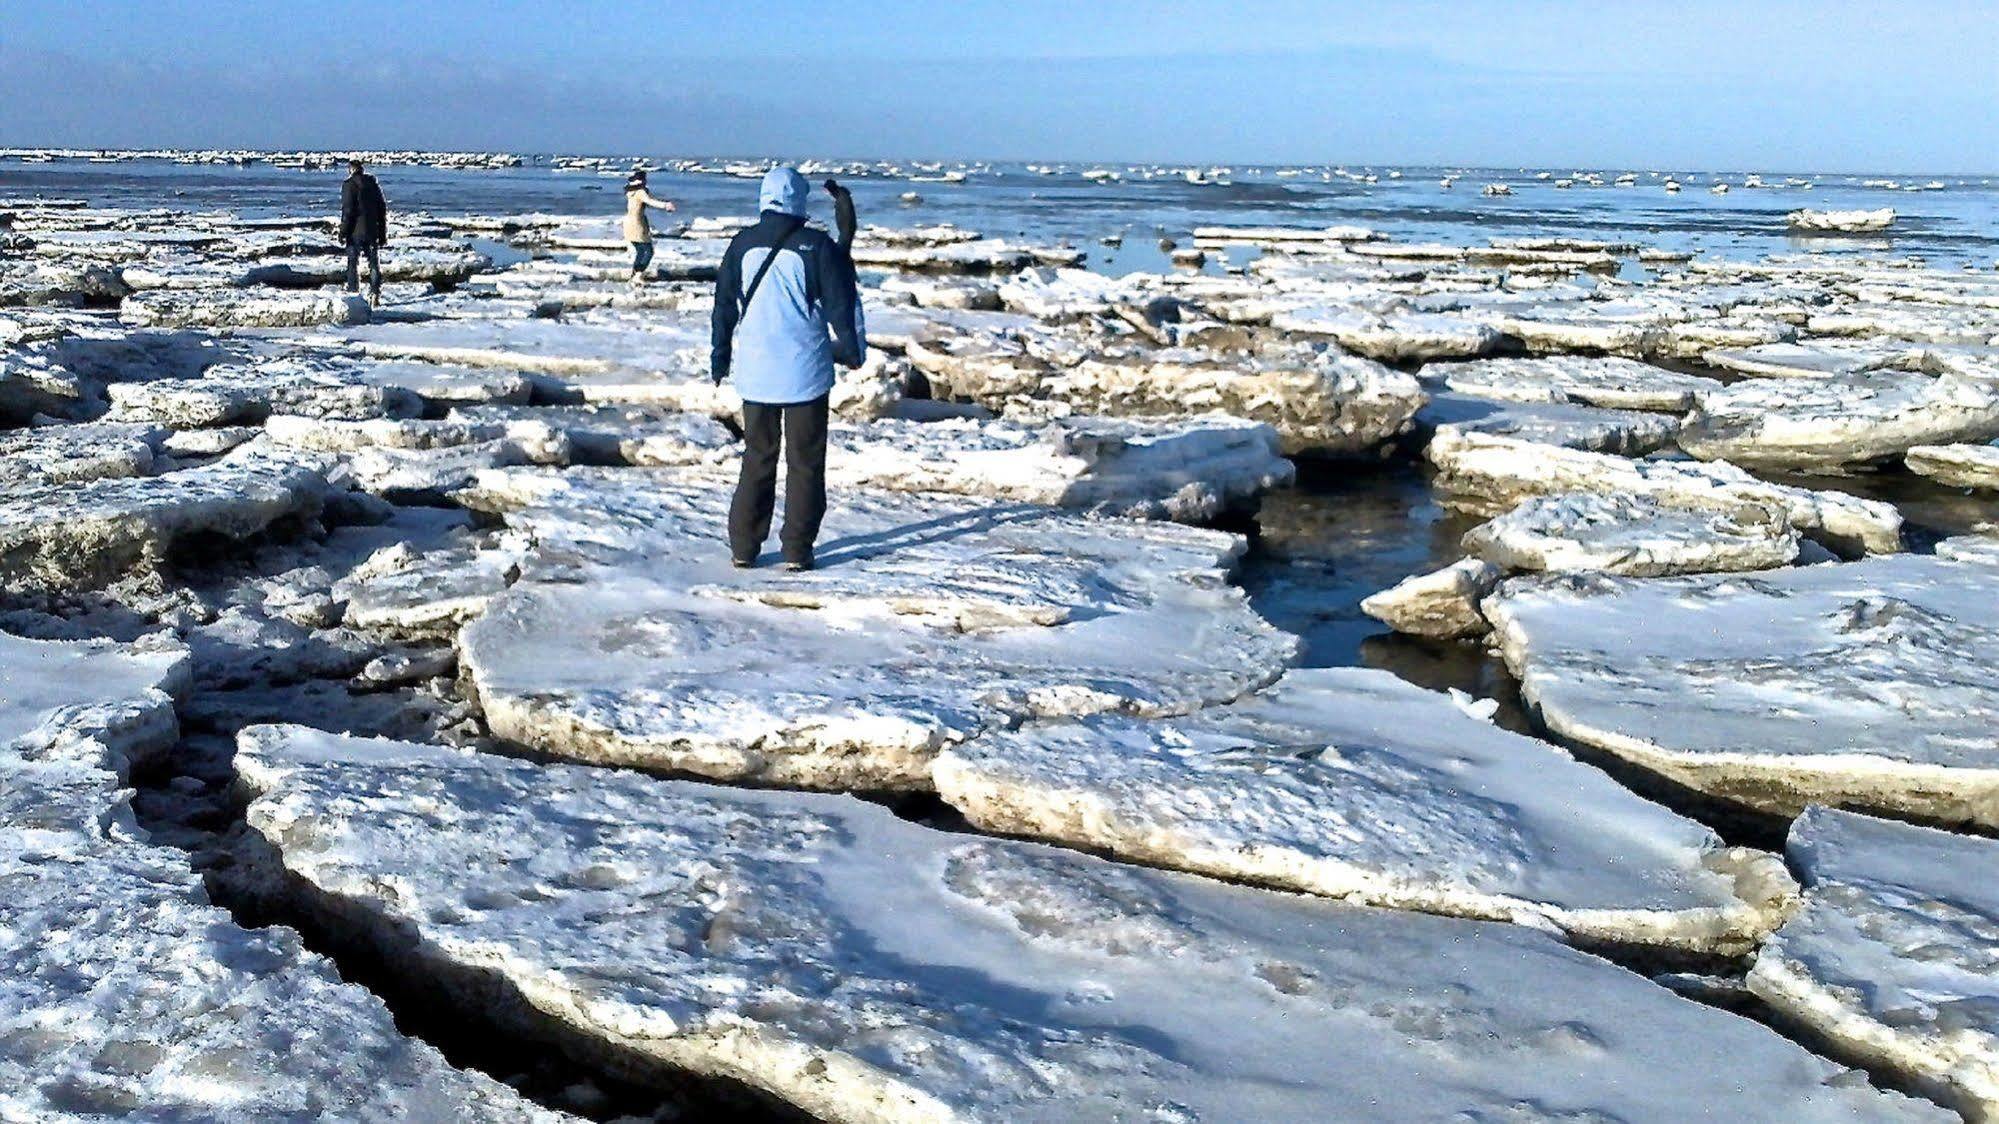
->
[340, 173, 388, 246]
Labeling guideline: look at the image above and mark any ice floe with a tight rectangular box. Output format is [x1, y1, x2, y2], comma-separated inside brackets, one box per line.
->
[121, 288, 372, 329]
[1485, 539, 1999, 825]
[935, 667, 1796, 954]
[0, 633, 559, 1121]
[1906, 441, 1999, 490]
[1748, 807, 1999, 1120]
[1358, 557, 1504, 639]
[1432, 355, 1724, 413]
[235, 723, 1940, 1122]
[1426, 429, 1904, 555]
[457, 467, 1295, 788]
[1681, 371, 1999, 471]
[1461, 492, 1802, 577]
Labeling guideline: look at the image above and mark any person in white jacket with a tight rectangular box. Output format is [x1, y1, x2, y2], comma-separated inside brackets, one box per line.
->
[623, 169, 676, 285]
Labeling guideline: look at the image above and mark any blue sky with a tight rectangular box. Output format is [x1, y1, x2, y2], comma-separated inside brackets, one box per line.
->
[2, 0, 1993, 171]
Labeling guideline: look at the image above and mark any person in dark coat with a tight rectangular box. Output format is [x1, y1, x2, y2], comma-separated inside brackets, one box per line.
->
[339, 159, 389, 303]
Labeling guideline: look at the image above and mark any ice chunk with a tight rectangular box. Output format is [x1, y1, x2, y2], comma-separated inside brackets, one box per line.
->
[106, 360, 421, 426]
[937, 667, 1796, 954]
[1462, 492, 1802, 576]
[1053, 345, 1425, 457]
[1681, 371, 1999, 471]
[1435, 355, 1723, 413]
[1426, 429, 1904, 556]
[236, 723, 1939, 1123]
[1359, 557, 1503, 639]
[1703, 340, 1913, 379]
[823, 414, 1293, 521]
[0, 422, 161, 488]
[1269, 306, 1501, 362]
[1906, 442, 1999, 490]
[1788, 208, 1897, 232]
[457, 467, 1295, 788]
[1485, 542, 1999, 825]
[0, 636, 557, 1122]
[1748, 807, 1999, 1120]
[0, 447, 331, 591]
[121, 289, 371, 329]
[447, 404, 733, 467]
[1417, 389, 1680, 455]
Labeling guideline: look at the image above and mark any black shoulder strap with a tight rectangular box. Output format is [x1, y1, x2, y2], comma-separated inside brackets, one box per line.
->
[737, 219, 805, 320]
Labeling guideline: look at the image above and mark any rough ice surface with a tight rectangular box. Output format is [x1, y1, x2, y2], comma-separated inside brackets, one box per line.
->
[1359, 557, 1503, 639]
[1681, 371, 1999, 471]
[824, 414, 1293, 521]
[1426, 429, 1905, 555]
[936, 667, 1796, 954]
[1906, 442, 1999, 490]
[1462, 492, 1803, 576]
[0, 421, 160, 488]
[1417, 387, 1680, 455]
[1748, 807, 1999, 1120]
[1433, 355, 1723, 412]
[1052, 345, 1425, 456]
[1485, 539, 1999, 825]
[236, 724, 1939, 1124]
[121, 288, 372, 329]
[1702, 339, 1913, 379]
[1269, 306, 1501, 361]
[458, 467, 1296, 788]
[448, 403, 735, 466]
[0, 447, 331, 591]
[106, 360, 421, 427]
[0, 633, 559, 1122]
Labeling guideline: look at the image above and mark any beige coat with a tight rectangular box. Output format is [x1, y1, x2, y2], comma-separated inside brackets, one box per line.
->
[623, 187, 674, 243]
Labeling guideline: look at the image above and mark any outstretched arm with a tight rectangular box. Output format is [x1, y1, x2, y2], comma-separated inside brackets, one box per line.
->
[825, 179, 855, 250]
[642, 191, 676, 212]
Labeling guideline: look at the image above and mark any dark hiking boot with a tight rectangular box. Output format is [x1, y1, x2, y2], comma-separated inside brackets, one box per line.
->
[783, 551, 815, 573]
[731, 555, 757, 569]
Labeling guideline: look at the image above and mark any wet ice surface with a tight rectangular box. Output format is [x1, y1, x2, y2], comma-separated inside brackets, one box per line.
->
[1486, 539, 1999, 827]
[6, 155, 1999, 1119]
[236, 724, 1942, 1123]
[1748, 807, 1999, 1119]
[0, 633, 560, 1121]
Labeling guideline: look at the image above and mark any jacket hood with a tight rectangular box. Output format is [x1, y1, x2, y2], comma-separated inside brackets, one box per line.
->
[759, 166, 809, 218]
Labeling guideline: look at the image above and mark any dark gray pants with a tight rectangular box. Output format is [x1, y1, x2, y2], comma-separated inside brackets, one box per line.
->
[729, 395, 829, 563]
[345, 240, 381, 293]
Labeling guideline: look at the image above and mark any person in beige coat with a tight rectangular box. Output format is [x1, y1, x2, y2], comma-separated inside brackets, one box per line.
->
[624, 169, 677, 284]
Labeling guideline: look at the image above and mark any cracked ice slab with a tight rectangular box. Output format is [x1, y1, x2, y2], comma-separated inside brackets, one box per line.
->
[1748, 807, 1999, 1121]
[1906, 442, 1999, 489]
[0, 422, 162, 488]
[823, 414, 1294, 522]
[1461, 492, 1802, 577]
[1433, 355, 1724, 413]
[1426, 429, 1904, 556]
[457, 467, 1296, 789]
[1052, 344, 1425, 457]
[1484, 539, 1999, 826]
[236, 723, 1941, 1124]
[1681, 371, 1999, 472]
[0, 447, 331, 591]
[1268, 306, 1501, 362]
[121, 288, 372, 329]
[105, 360, 422, 427]
[0, 634, 560, 1122]
[1416, 388, 1680, 455]
[935, 667, 1797, 955]
[1359, 558, 1504, 639]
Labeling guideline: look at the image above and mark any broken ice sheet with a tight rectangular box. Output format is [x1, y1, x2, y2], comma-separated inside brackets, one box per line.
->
[236, 724, 1941, 1123]
[935, 667, 1797, 955]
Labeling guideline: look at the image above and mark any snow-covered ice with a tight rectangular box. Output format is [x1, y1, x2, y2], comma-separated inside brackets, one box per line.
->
[457, 467, 1296, 788]
[1461, 492, 1802, 576]
[121, 288, 372, 329]
[1485, 539, 1999, 825]
[1748, 807, 1999, 1120]
[1417, 387, 1680, 455]
[1426, 429, 1905, 555]
[1433, 355, 1723, 413]
[1680, 371, 1999, 472]
[1906, 441, 1999, 490]
[235, 724, 1941, 1123]
[935, 667, 1797, 954]
[0, 633, 560, 1121]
